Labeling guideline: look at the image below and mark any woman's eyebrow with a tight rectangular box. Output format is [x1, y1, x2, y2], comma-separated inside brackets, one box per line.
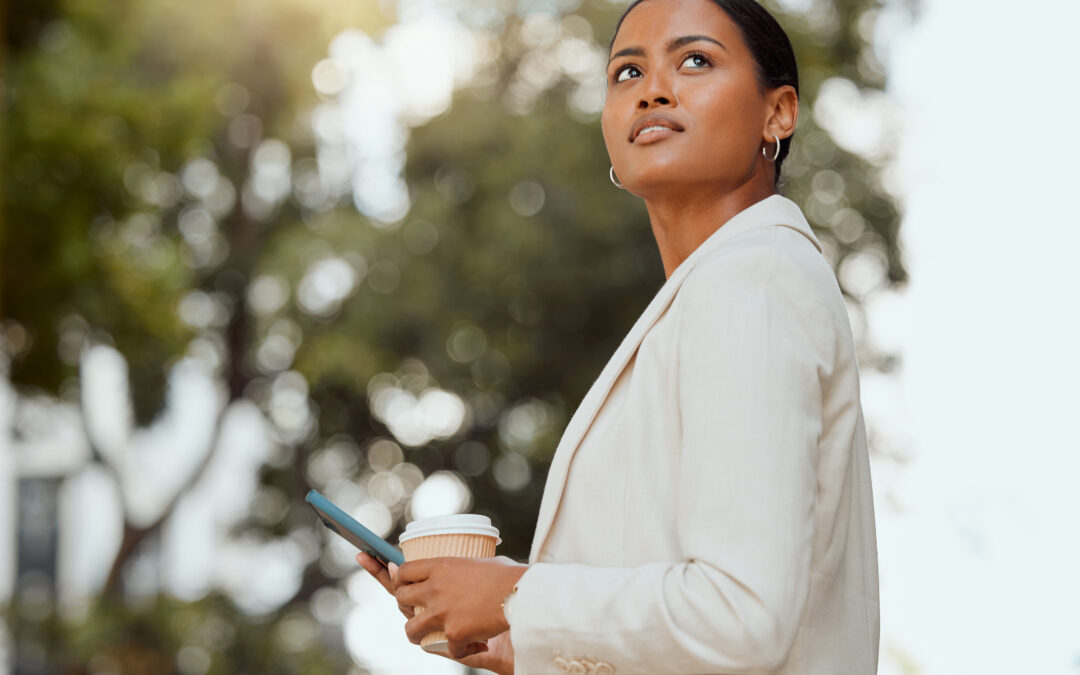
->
[608, 46, 645, 64]
[608, 35, 728, 65]
[667, 35, 727, 52]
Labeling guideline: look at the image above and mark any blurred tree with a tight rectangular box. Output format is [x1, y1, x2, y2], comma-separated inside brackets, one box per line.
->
[5, 592, 353, 674]
[2, 0, 389, 670]
[1, 0, 910, 671]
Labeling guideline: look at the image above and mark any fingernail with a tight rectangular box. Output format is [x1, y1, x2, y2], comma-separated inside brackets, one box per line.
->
[388, 562, 399, 575]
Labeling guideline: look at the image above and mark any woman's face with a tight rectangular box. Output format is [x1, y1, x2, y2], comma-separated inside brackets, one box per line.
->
[602, 0, 770, 197]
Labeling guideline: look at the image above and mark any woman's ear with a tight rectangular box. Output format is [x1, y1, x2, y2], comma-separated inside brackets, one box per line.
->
[763, 85, 799, 143]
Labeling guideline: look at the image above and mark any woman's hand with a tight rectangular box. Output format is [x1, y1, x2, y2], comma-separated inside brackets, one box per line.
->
[393, 556, 528, 660]
[451, 630, 515, 675]
[355, 552, 521, 674]
[356, 552, 414, 618]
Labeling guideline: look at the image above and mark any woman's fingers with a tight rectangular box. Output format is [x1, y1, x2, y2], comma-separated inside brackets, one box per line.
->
[357, 554, 417, 618]
[403, 609, 442, 645]
[448, 641, 489, 660]
[393, 578, 427, 607]
[452, 631, 513, 673]
[356, 553, 394, 594]
[395, 558, 439, 584]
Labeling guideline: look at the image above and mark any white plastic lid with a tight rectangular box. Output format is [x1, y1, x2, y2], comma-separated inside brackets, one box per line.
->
[399, 514, 501, 544]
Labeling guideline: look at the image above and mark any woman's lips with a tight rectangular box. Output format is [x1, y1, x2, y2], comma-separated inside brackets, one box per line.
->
[634, 126, 679, 144]
[629, 113, 685, 143]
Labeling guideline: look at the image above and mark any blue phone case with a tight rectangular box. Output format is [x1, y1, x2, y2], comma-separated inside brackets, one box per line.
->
[305, 489, 405, 567]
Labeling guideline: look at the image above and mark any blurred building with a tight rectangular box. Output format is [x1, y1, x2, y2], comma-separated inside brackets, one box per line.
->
[1, 379, 90, 674]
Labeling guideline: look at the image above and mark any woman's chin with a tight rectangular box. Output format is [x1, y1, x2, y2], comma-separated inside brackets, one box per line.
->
[625, 173, 704, 199]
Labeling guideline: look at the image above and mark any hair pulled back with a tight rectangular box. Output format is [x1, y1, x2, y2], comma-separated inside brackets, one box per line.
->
[609, 0, 799, 186]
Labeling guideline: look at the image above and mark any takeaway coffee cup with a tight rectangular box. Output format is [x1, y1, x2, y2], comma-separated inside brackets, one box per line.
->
[398, 514, 501, 654]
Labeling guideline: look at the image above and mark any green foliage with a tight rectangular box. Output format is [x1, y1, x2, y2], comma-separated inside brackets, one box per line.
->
[8, 593, 355, 673]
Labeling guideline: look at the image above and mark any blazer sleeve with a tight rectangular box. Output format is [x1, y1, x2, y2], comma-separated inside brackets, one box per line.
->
[508, 247, 836, 674]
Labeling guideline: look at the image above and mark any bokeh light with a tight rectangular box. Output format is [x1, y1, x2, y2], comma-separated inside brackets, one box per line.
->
[408, 471, 472, 520]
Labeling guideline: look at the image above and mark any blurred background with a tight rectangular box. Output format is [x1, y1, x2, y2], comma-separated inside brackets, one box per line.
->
[1, 0, 1077, 673]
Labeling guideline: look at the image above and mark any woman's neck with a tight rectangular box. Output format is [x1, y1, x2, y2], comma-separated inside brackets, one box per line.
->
[644, 180, 777, 279]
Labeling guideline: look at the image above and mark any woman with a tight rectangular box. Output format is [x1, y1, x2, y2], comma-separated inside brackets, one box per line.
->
[359, 0, 879, 672]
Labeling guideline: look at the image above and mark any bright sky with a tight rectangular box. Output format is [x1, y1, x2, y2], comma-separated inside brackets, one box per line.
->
[3, 1, 1080, 674]
[868, 0, 1080, 672]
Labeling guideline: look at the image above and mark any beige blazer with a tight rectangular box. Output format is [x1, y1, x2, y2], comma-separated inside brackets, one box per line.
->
[508, 195, 879, 675]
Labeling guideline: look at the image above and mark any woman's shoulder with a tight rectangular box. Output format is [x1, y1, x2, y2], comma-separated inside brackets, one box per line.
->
[672, 221, 856, 365]
[685, 221, 842, 311]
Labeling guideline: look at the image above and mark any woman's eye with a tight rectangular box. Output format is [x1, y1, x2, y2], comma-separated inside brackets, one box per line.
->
[681, 54, 710, 69]
[615, 66, 641, 83]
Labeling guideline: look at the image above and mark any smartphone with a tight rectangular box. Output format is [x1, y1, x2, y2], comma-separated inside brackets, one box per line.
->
[305, 489, 405, 567]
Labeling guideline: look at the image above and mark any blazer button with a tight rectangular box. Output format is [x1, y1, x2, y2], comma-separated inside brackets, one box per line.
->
[567, 660, 586, 674]
[593, 662, 615, 674]
[553, 656, 570, 673]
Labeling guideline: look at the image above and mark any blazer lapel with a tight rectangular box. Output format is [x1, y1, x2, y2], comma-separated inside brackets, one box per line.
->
[529, 263, 693, 561]
[528, 195, 816, 561]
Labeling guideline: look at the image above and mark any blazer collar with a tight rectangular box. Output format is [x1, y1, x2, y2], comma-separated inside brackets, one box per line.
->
[529, 194, 818, 561]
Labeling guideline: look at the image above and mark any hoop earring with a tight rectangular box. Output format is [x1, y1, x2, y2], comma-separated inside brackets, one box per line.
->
[762, 134, 781, 162]
[609, 166, 624, 190]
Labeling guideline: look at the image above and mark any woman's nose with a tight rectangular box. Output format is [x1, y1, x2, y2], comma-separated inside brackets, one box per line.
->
[638, 69, 674, 109]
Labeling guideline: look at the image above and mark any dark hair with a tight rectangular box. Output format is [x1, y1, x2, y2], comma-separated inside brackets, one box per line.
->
[610, 0, 799, 186]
